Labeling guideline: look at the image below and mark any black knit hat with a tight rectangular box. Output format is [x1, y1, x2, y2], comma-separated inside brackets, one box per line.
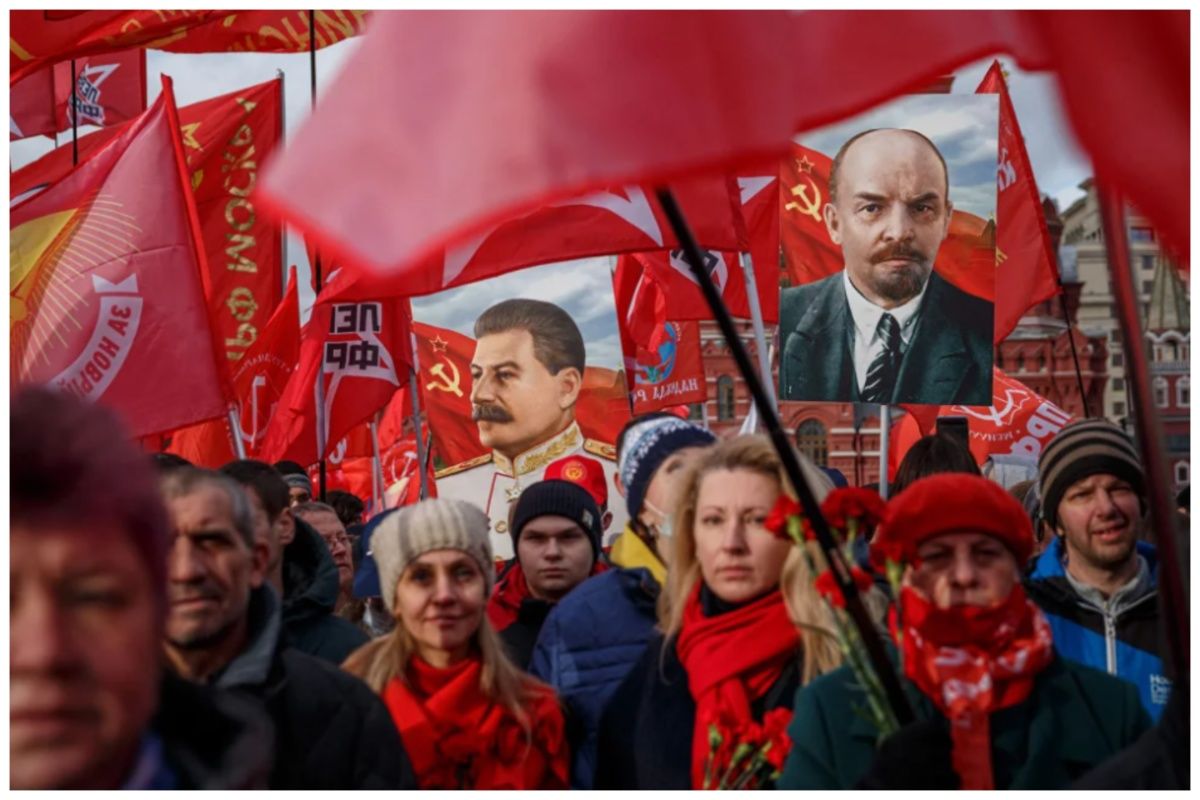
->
[511, 479, 602, 560]
[1038, 418, 1145, 528]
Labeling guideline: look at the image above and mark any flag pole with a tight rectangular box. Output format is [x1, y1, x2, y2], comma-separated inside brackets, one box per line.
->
[369, 411, 384, 515]
[226, 404, 247, 459]
[1057, 289, 1091, 417]
[277, 68, 289, 301]
[408, 366, 431, 500]
[70, 59, 79, 166]
[1096, 183, 1188, 681]
[656, 187, 914, 726]
[307, 13, 326, 499]
[878, 405, 891, 499]
[738, 252, 777, 413]
[314, 368, 328, 502]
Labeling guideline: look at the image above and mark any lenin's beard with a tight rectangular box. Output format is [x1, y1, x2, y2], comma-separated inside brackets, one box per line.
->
[865, 243, 933, 305]
[472, 404, 514, 423]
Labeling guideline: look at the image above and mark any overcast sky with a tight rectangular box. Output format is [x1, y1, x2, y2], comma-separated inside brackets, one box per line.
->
[10, 29, 1094, 330]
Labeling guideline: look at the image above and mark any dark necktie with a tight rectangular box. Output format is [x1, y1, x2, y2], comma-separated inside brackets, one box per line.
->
[861, 313, 901, 403]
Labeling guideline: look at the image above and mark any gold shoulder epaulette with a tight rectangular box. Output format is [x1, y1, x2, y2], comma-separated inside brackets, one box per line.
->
[434, 453, 492, 479]
[584, 439, 617, 461]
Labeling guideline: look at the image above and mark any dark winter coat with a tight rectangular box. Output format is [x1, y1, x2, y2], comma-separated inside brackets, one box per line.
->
[1025, 537, 1169, 720]
[528, 566, 661, 788]
[150, 672, 274, 789]
[498, 597, 554, 669]
[594, 629, 800, 789]
[215, 587, 416, 789]
[283, 516, 369, 664]
[1072, 676, 1189, 789]
[777, 654, 1152, 789]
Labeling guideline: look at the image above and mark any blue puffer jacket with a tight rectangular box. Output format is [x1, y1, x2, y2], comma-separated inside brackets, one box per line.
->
[528, 565, 660, 789]
[1025, 537, 1170, 721]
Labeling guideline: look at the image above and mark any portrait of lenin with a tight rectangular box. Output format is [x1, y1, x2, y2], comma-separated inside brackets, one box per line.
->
[779, 128, 993, 406]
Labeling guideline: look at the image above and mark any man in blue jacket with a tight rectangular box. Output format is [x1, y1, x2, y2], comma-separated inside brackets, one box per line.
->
[1025, 418, 1170, 720]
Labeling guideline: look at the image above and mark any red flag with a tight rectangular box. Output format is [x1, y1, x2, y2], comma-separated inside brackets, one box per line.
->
[781, 142, 995, 303]
[977, 61, 1061, 341]
[413, 322, 490, 467]
[9, 66, 57, 141]
[164, 418, 236, 469]
[260, 11, 1185, 285]
[576, 366, 634, 446]
[10, 77, 228, 438]
[261, 293, 413, 466]
[737, 173, 781, 321]
[11, 11, 369, 84]
[312, 176, 743, 301]
[54, 49, 147, 132]
[627, 320, 707, 415]
[889, 367, 1076, 475]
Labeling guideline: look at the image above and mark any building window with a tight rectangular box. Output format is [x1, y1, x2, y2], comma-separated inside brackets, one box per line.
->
[1178, 376, 1190, 408]
[1112, 353, 1124, 367]
[1130, 226, 1155, 243]
[1174, 461, 1190, 486]
[1153, 376, 1169, 408]
[1113, 401, 1126, 416]
[1141, 255, 1155, 271]
[716, 375, 735, 421]
[688, 402, 704, 422]
[1142, 280, 1154, 295]
[795, 419, 828, 466]
[1112, 378, 1124, 391]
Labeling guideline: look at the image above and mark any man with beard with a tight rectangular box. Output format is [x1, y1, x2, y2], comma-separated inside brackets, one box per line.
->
[160, 468, 415, 788]
[435, 298, 621, 559]
[1025, 419, 1170, 720]
[779, 128, 992, 405]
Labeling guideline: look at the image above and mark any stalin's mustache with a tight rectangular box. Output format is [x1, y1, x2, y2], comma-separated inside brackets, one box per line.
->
[472, 403, 514, 423]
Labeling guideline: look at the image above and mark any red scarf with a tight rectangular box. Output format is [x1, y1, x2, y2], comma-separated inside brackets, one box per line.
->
[676, 585, 800, 789]
[381, 655, 568, 789]
[892, 585, 1054, 790]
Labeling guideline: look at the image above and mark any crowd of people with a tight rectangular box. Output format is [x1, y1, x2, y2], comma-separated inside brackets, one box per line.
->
[11, 386, 1188, 790]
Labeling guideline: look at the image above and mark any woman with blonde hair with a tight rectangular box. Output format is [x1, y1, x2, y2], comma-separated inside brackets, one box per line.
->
[343, 498, 568, 789]
[594, 435, 841, 789]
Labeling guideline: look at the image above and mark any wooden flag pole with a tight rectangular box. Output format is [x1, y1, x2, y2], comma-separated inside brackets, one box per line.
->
[655, 187, 915, 726]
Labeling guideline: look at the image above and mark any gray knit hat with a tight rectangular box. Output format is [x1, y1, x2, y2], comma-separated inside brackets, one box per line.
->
[1038, 418, 1145, 528]
[371, 498, 494, 612]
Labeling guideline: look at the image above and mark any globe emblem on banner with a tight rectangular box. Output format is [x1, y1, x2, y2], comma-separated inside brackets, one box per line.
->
[634, 322, 679, 386]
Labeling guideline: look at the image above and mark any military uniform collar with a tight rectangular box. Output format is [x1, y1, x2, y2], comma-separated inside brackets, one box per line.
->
[492, 421, 582, 478]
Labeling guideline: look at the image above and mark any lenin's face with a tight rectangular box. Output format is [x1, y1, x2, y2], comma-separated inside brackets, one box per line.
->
[824, 130, 953, 309]
[470, 328, 582, 458]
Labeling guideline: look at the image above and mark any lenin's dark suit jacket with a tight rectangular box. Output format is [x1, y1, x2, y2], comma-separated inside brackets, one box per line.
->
[779, 270, 992, 405]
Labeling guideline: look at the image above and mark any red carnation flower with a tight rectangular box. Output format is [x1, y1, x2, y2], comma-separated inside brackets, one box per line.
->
[814, 566, 875, 608]
[765, 494, 803, 540]
[820, 487, 886, 535]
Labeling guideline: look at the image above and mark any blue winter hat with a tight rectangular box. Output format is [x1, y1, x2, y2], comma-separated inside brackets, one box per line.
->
[618, 417, 716, 520]
[352, 507, 400, 599]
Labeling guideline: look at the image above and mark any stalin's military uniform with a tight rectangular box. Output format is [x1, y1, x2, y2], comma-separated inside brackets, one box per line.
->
[434, 421, 625, 560]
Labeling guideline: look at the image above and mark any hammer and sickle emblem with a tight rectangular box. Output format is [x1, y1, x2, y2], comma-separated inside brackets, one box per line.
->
[426, 359, 463, 397]
[785, 175, 823, 222]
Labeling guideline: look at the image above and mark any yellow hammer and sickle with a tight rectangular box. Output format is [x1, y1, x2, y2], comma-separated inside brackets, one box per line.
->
[785, 175, 823, 223]
[426, 359, 463, 398]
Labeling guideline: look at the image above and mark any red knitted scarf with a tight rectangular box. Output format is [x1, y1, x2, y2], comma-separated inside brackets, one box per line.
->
[892, 585, 1054, 790]
[381, 655, 568, 789]
[676, 584, 800, 789]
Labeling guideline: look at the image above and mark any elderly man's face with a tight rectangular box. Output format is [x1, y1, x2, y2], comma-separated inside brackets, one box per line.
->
[906, 531, 1018, 609]
[469, 328, 581, 459]
[11, 523, 161, 789]
[825, 129, 953, 309]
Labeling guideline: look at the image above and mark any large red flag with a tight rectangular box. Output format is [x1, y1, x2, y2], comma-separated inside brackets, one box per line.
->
[889, 367, 1075, 475]
[260, 11, 1185, 287]
[10, 65, 57, 141]
[261, 292, 413, 467]
[412, 322, 490, 467]
[627, 320, 707, 415]
[10, 77, 228, 437]
[737, 173, 781, 320]
[11, 79, 285, 370]
[977, 61, 1061, 341]
[11, 11, 369, 84]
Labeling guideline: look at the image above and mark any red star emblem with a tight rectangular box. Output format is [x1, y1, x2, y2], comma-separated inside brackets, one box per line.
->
[797, 154, 815, 174]
[430, 334, 448, 353]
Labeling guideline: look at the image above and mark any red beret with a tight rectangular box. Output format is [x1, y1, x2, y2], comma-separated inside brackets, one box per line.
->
[544, 454, 608, 510]
[871, 473, 1033, 567]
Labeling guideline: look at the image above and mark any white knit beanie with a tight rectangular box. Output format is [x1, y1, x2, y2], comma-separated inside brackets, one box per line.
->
[371, 498, 494, 612]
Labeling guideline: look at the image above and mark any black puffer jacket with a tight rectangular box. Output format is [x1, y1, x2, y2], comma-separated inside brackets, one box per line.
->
[153, 672, 274, 788]
[283, 516, 368, 664]
[217, 588, 416, 789]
